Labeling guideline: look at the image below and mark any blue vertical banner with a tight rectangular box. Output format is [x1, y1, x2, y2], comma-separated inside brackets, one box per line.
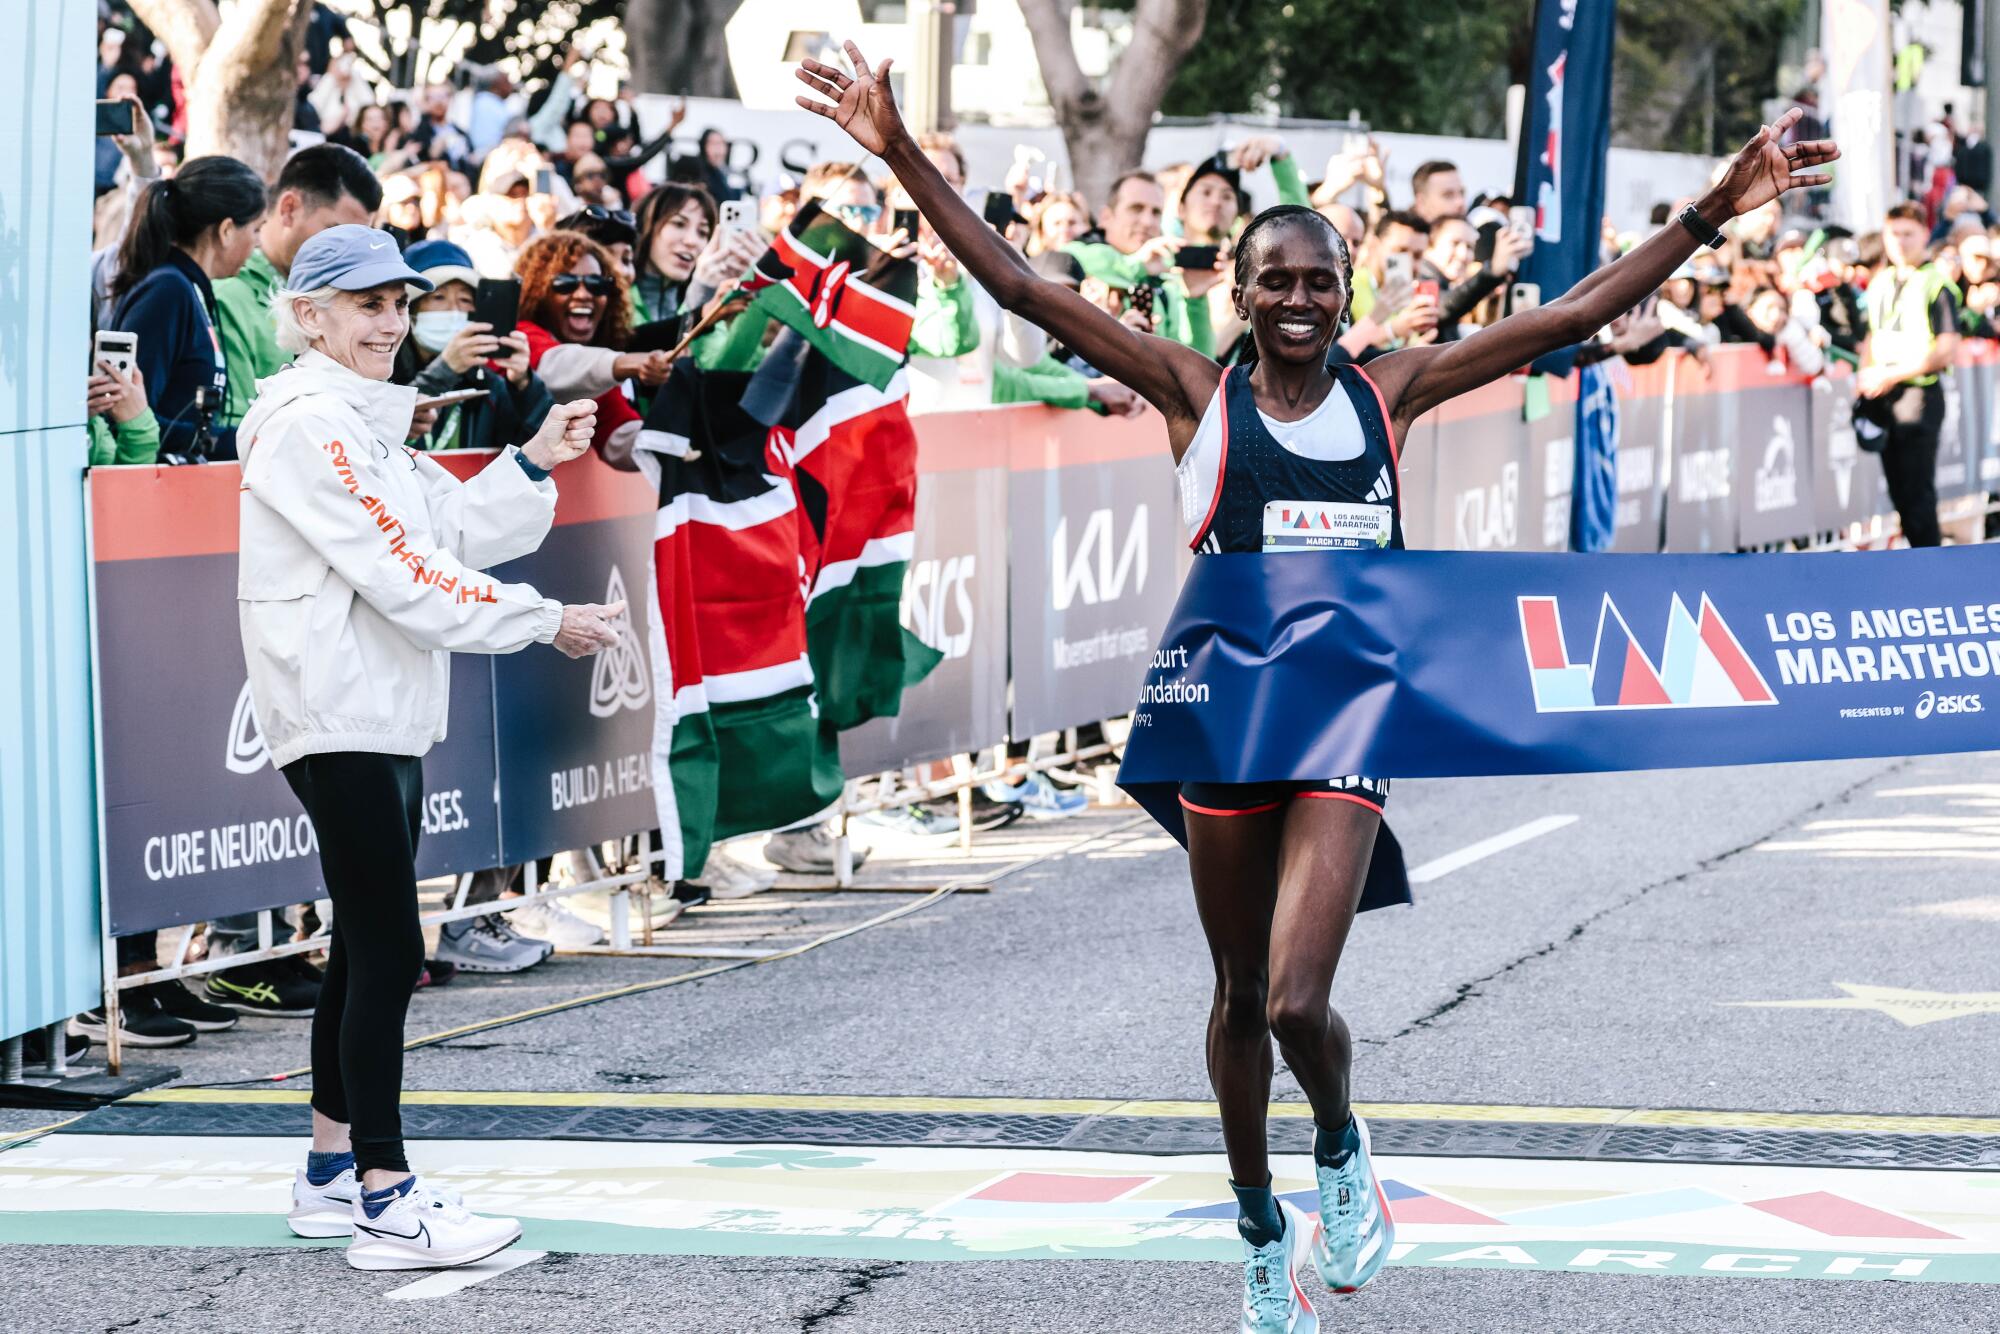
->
[1571, 360, 1619, 550]
[1515, 0, 1618, 377]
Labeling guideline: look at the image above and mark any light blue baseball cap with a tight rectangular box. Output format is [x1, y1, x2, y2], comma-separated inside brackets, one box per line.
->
[288, 224, 435, 293]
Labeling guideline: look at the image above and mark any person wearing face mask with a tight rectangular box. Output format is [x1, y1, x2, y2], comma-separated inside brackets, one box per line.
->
[393, 239, 553, 452]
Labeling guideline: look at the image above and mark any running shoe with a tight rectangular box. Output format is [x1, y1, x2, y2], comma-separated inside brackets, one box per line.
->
[569, 886, 686, 930]
[857, 802, 961, 837]
[761, 823, 873, 876]
[347, 1177, 521, 1271]
[1240, 1199, 1320, 1333]
[505, 896, 607, 948]
[203, 959, 319, 1017]
[981, 773, 1089, 819]
[22, 1027, 94, 1068]
[433, 916, 549, 974]
[144, 982, 239, 1032]
[1310, 1114, 1395, 1293]
[67, 992, 197, 1048]
[288, 1163, 360, 1239]
[691, 847, 780, 900]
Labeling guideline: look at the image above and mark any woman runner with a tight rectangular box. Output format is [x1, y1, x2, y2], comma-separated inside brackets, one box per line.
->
[796, 43, 1835, 1331]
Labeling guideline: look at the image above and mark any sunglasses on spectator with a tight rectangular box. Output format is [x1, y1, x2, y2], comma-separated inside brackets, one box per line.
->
[572, 204, 635, 227]
[551, 274, 616, 295]
[832, 202, 882, 228]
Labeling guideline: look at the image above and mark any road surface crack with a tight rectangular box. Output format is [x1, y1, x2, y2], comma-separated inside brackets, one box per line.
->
[795, 1260, 905, 1331]
[1387, 761, 1908, 1040]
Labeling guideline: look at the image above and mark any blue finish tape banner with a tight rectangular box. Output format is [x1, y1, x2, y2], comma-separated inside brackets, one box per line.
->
[1119, 547, 2000, 839]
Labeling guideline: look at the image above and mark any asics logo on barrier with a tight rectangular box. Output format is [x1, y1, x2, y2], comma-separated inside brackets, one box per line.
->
[588, 566, 652, 719]
[1518, 591, 1778, 713]
[1916, 690, 1983, 719]
[225, 680, 272, 774]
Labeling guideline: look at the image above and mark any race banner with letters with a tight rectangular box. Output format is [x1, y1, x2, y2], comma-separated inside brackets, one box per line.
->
[1120, 546, 2000, 840]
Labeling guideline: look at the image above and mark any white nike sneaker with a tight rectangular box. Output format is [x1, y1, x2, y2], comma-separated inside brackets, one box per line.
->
[347, 1178, 521, 1271]
[287, 1165, 358, 1238]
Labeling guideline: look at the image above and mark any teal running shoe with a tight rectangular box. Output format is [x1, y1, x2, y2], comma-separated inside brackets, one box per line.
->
[1310, 1114, 1395, 1293]
[1238, 1199, 1320, 1333]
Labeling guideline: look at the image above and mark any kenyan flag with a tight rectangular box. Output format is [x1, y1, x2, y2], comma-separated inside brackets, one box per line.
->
[743, 200, 918, 392]
[636, 360, 843, 879]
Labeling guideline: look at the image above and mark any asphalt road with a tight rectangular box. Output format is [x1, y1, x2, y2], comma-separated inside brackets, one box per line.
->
[10, 751, 2000, 1331]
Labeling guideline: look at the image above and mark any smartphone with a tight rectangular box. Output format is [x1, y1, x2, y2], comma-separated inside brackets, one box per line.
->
[472, 277, 521, 339]
[1414, 278, 1441, 304]
[93, 329, 137, 376]
[413, 387, 489, 412]
[1177, 244, 1221, 271]
[982, 191, 1021, 232]
[1510, 282, 1541, 313]
[534, 166, 557, 196]
[892, 207, 920, 240]
[1130, 283, 1156, 320]
[1509, 204, 1536, 236]
[1383, 253, 1412, 287]
[94, 99, 135, 137]
[720, 198, 756, 234]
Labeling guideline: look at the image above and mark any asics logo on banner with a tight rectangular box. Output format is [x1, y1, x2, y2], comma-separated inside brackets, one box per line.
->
[1519, 591, 1778, 713]
[588, 566, 652, 719]
[225, 680, 271, 774]
[1052, 504, 1148, 610]
[902, 555, 976, 659]
[1916, 690, 1983, 719]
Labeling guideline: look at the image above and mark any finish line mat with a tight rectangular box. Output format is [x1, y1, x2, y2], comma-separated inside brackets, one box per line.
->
[3, 1133, 1999, 1282]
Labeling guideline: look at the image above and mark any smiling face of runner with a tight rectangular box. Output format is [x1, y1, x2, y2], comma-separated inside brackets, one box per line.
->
[1232, 211, 1350, 368]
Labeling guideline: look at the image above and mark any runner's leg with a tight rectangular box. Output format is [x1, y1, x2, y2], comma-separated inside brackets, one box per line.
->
[1265, 797, 1378, 1134]
[1185, 807, 1284, 1187]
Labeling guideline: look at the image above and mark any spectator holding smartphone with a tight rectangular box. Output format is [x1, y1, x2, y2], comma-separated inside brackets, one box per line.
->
[1063, 171, 1215, 353]
[629, 183, 766, 368]
[393, 239, 553, 452]
[514, 230, 666, 467]
[1417, 213, 1531, 342]
[107, 155, 268, 459]
[86, 358, 159, 465]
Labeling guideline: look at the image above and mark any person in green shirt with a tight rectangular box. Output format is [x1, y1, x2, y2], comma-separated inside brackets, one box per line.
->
[85, 358, 159, 464]
[212, 144, 381, 433]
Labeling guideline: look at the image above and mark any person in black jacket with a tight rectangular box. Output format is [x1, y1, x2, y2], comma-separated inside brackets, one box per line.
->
[107, 155, 267, 459]
[392, 239, 554, 452]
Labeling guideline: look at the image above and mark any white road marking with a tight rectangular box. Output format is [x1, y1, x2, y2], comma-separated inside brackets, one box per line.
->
[384, 1248, 545, 1301]
[1408, 815, 1579, 885]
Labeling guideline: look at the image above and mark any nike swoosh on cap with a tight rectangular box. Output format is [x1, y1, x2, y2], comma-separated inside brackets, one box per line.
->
[369, 241, 391, 250]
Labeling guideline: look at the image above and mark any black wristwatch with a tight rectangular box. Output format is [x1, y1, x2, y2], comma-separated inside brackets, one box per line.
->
[1676, 202, 1726, 250]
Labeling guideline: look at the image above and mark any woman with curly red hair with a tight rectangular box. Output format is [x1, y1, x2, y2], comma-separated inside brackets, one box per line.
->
[514, 230, 674, 466]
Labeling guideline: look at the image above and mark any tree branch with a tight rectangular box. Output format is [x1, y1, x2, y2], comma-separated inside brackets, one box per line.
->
[1108, 0, 1209, 135]
[1014, 0, 1090, 113]
[125, 0, 221, 75]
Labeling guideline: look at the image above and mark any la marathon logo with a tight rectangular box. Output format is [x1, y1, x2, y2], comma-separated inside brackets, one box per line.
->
[1519, 592, 1777, 713]
[589, 565, 653, 719]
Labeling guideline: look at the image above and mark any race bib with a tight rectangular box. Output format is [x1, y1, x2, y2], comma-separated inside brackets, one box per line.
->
[1262, 500, 1393, 551]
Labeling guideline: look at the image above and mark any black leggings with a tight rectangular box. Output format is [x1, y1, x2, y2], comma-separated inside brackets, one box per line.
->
[282, 751, 426, 1177]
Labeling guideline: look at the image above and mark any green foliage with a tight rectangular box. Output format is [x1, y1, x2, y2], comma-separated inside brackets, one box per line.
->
[1160, 0, 1806, 154]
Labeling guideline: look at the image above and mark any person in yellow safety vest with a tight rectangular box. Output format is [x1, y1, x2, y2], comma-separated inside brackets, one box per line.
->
[1856, 202, 1961, 548]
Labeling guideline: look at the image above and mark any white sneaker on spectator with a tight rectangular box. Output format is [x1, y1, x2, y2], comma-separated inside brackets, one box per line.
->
[567, 888, 685, 930]
[505, 896, 606, 948]
[433, 916, 548, 974]
[761, 823, 872, 876]
[347, 1178, 520, 1272]
[693, 847, 781, 900]
[857, 803, 960, 838]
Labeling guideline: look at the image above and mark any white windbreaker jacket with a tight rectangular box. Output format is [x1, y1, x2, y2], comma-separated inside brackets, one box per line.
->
[237, 349, 564, 768]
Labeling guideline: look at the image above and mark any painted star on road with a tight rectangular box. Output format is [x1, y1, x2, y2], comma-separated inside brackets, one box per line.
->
[1730, 983, 2000, 1028]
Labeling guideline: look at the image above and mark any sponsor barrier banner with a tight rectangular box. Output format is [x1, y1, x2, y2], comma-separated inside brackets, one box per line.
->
[1120, 545, 2000, 821]
[1608, 360, 1669, 552]
[1007, 410, 1181, 737]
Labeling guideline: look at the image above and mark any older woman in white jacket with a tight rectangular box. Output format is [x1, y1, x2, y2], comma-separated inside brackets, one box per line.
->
[237, 225, 621, 1272]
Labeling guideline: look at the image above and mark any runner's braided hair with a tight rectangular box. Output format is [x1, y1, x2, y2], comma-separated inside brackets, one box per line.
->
[1231, 204, 1352, 368]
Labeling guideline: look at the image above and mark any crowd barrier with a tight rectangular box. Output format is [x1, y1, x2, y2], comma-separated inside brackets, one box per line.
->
[92, 344, 1966, 939]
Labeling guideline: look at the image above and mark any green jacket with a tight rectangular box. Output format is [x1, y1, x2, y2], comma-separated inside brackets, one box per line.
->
[631, 277, 771, 373]
[911, 274, 979, 359]
[88, 409, 161, 465]
[994, 353, 1092, 412]
[213, 247, 288, 430]
[1062, 241, 1214, 356]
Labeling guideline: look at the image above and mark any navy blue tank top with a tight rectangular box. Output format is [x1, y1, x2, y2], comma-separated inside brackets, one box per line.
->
[1186, 362, 1403, 556]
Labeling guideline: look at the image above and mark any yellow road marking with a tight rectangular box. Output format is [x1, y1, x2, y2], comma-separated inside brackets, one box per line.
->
[121, 1088, 2000, 1136]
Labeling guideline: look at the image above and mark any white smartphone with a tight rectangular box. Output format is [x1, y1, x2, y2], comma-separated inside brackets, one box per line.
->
[719, 198, 755, 234]
[1509, 204, 1536, 236]
[1510, 282, 1542, 312]
[1383, 253, 1412, 287]
[93, 329, 137, 376]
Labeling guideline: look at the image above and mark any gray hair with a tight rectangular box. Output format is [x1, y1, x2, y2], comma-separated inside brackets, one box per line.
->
[272, 284, 341, 355]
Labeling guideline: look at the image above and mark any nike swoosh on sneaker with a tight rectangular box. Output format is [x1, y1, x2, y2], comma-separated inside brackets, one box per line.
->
[356, 1220, 430, 1245]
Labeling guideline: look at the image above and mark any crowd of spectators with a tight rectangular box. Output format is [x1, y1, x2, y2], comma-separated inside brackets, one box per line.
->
[71, 7, 1994, 1057]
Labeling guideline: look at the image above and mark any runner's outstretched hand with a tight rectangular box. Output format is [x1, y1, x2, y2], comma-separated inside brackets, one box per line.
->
[795, 41, 903, 158]
[1710, 107, 1839, 217]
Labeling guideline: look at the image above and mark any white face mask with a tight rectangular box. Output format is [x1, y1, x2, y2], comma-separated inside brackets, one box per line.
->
[412, 310, 468, 352]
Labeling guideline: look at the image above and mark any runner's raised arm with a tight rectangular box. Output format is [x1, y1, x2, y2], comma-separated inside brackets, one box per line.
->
[1368, 108, 1838, 438]
[794, 41, 1222, 440]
